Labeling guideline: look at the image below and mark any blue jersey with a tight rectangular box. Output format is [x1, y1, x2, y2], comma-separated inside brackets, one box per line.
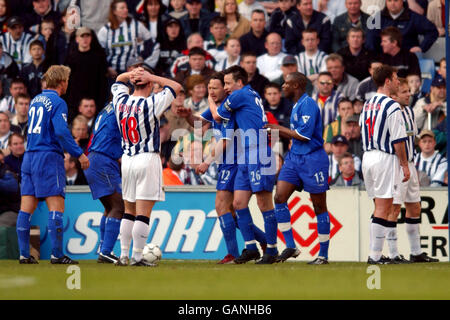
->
[290, 93, 324, 155]
[89, 103, 123, 160]
[26, 89, 83, 157]
[201, 107, 236, 166]
[217, 85, 268, 163]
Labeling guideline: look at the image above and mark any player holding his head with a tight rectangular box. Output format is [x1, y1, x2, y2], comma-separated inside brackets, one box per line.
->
[209, 65, 278, 264]
[177, 72, 268, 263]
[266, 71, 331, 264]
[17, 65, 90, 264]
[360, 64, 410, 264]
[84, 101, 124, 264]
[112, 66, 182, 266]
[387, 78, 439, 263]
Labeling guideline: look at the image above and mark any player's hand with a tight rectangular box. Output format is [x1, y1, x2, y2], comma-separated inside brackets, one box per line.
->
[78, 153, 90, 170]
[176, 107, 192, 118]
[401, 164, 410, 182]
[196, 162, 209, 174]
[264, 123, 282, 131]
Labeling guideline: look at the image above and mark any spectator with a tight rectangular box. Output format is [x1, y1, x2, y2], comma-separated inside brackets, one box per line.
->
[313, 0, 347, 23]
[215, 36, 241, 71]
[365, 0, 438, 54]
[163, 156, 185, 185]
[337, 27, 374, 82]
[19, 39, 45, 99]
[139, 0, 170, 43]
[328, 135, 361, 181]
[379, 26, 420, 79]
[238, 0, 268, 21]
[353, 99, 364, 115]
[267, 0, 297, 39]
[331, 151, 365, 187]
[256, 33, 286, 82]
[272, 54, 314, 96]
[77, 0, 111, 34]
[414, 76, 446, 132]
[156, 17, 187, 77]
[174, 46, 215, 84]
[0, 42, 19, 85]
[415, 130, 447, 187]
[184, 74, 209, 113]
[4, 132, 24, 178]
[169, 0, 188, 19]
[285, 0, 331, 55]
[323, 98, 354, 153]
[325, 53, 359, 101]
[179, 0, 216, 39]
[239, 51, 269, 97]
[77, 98, 97, 134]
[0, 0, 12, 34]
[183, 139, 218, 185]
[0, 111, 20, 155]
[407, 73, 426, 108]
[0, 77, 27, 116]
[0, 150, 20, 227]
[296, 28, 328, 84]
[171, 33, 215, 77]
[427, 0, 445, 36]
[239, 9, 268, 57]
[164, 88, 191, 137]
[64, 27, 108, 123]
[71, 115, 90, 152]
[332, 0, 369, 52]
[436, 57, 446, 80]
[64, 152, 88, 185]
[219, 0, 250, 39]
[38, 17, 55, 46]
[160, 115, 178, 167]
[10, 93, 29, 137]
[0, 16, 33, 70]
[313, 71, 342, 128]
[355, 59, 382, 103]
[22, 0, 61, 34]
[342, 113, 363, 160]
[97, 0, 152, 77]
[204, 15, 228, 62]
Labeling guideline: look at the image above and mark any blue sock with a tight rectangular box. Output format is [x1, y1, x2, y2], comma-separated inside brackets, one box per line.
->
[219, 213, 239, 258]
[262, 209, 278, 256]
[317, 212, 330, 259]
[16, 211, 32, 258]
[48, 211, 64, 258]
[101, 217, 121, 255]
[235, 208, 257, 251]
[252, 225, 266, 246]
[99, 215, 106, 253]
[275, 203, 296, 248]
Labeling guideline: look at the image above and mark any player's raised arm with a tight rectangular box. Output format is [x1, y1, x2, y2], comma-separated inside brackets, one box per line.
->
[133, 67, 182, 97]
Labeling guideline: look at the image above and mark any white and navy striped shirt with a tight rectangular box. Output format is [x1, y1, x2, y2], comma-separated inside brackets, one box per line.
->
[360, 94, 407, 154]
[328, 153, 361, 181]
[97, 19, 152, 73]
[400, 106, 417, 162]
[313, 90, 342, 128]
[0, 32, 33, 69]
[414, 151, 447, 186]
[0, 96, 15, 114]
[296, 50, 328, 77]
[111, 82, 176, 156]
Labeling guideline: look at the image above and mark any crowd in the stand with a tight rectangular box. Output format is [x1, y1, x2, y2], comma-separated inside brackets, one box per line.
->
[0, 0, 448, 199]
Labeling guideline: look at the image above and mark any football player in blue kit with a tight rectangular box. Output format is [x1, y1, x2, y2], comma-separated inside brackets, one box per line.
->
[177, 72, 268, 264]
[17, 65, 90, 264]
[84, 102, 124, 264]
[266, 72, 331, 265]
[209, 66, 279, 264]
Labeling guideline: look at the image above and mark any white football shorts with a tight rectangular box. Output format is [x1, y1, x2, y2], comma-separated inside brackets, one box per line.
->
[121, 152, 165, 202]
[393, 161, 421, 204]
[362, 150, 401, 199]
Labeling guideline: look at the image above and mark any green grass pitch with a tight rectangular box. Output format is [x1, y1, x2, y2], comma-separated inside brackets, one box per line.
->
[0, 260, 449, 300]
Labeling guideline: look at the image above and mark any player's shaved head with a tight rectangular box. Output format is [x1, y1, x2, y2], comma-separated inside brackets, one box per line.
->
[286, 72, 308, 91]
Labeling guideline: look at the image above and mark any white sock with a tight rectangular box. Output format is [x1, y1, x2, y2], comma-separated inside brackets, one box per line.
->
[386, 227, 399, 259]
[119, 217, 135, 258]
[406, 218, 421, 256]
[370, 220, 387, 261]
[131, 219, 150, 262]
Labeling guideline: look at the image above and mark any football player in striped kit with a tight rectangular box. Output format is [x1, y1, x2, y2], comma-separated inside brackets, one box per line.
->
[97, 0, 155, 78]
[111, 66, 182, 266]
[359, 65, 411, 265]
[385, 78, 439, 263]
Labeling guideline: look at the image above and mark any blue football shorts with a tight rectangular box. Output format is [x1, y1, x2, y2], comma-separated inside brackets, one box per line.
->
[84, 152, 122, 200]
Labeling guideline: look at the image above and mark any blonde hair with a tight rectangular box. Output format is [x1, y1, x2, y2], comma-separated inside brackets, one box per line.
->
[43, 65, 71, 89]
